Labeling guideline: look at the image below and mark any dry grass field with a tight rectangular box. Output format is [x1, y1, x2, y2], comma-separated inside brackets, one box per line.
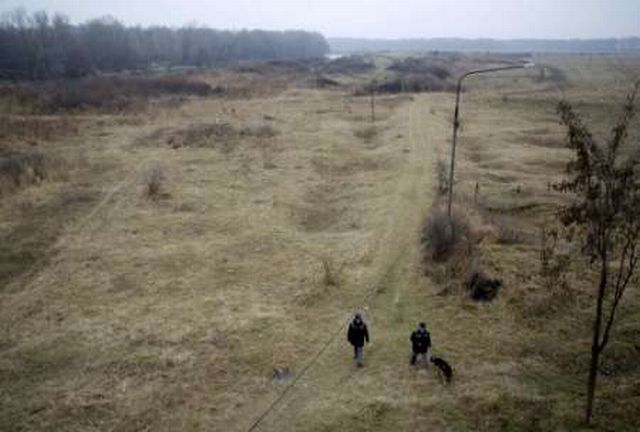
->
[1, 54, 639, 431]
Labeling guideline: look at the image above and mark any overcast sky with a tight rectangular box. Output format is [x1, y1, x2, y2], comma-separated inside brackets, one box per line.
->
[0, 0, 638, 39]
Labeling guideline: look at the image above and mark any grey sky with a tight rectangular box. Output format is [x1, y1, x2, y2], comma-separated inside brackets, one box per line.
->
[1, 0, 638, 39]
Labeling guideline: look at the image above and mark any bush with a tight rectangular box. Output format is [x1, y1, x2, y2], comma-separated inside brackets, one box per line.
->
[0, 151, 57, 196]
[1, 75, 215, 114]
[360, 75, 454, 95]
[321, 257, 339, 286]
[320, 56, 375, 74]
[539, 227, 571, 288]
[253, 124, 279, 139]
[422, 205, 472, 262]
[354, 126, 378, 142]
[435, 159, 449, 196]
[494, 215, 522, 244]
[466, 270, 502, 301]
[0, 116, 80, 143]
[160, 123, 278, 151]
[144, 165, 166, 200]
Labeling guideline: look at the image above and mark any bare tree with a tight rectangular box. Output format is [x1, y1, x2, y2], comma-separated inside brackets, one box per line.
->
[0, 9, 330, 80]
[555, 81, 640, 424]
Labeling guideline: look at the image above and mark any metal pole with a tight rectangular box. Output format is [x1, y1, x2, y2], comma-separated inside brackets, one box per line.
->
[447, 78, 463, 220]
[370, 81, 376, 123]
[446, 63, 533, 220]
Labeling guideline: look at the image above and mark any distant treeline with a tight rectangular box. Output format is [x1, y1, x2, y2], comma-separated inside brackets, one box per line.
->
[0, 10, 329, 80]
[330, 37, 640, 54]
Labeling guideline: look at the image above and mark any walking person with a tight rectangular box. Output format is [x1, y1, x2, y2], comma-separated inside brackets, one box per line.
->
[347, 313, 369, 367]
[410, 322, 431, 366]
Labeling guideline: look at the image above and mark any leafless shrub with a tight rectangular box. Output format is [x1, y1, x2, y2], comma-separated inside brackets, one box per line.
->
[162, 123, 278, 151]
[0, 151, 58, 196]
[144, 166, 166, 200]
[494, 215, 522, 244]
[422, 205, 473, 262]
[0, 116, 81, 143]
[359, 75, 454, 95]
[321, 257, 340, 286]
[320, 56, 375, 74]
[435, 159, 449, 196]
[428, 220, 479, 297]
[166, 123, 237, 150]
[354, 126, 378, 142]
[536, 65, 568, 86]
[253, 124, 279, 139]
[387, 57, 452, 78]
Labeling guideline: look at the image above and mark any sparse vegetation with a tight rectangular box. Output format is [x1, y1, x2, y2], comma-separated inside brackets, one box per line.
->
[0, 150, 59, 196]
[435, 158, 450, 196]
[0, 115, 82, 143]
[150, 122, 278, 151]
[353, 125, 378, 142]
[493, 214, 522, 244]
[144, 165, 166, 200]
[422, 204, 474, 262]
[321, 257, 339, 286]
[0, 75, 216, 114]
[1, 46, 639, 432]
[321, 55, 375, 74]
[365, 75, 455, 94]
[554, 81, 640, 424]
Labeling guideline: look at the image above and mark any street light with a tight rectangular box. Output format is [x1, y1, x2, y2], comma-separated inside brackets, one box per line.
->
[446, 62, 535, 219]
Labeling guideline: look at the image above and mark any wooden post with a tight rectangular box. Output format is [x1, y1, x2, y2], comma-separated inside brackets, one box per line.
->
[370, 80, 376, 123]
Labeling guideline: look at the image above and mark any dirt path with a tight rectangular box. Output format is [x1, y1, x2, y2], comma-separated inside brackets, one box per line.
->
[250, 94, 450, 431]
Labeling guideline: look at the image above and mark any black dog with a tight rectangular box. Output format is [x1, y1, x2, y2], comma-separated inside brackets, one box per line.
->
[430, 357, 453, 383]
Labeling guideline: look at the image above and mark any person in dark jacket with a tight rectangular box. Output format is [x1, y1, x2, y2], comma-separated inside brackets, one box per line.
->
[347, 313, 369, 366]
[410, 322, 431, 365]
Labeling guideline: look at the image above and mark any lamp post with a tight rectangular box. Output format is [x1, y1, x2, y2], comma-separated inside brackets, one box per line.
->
[446, 62, 535, 219]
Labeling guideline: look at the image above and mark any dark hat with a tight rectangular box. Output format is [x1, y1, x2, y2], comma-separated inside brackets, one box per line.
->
[419, 322, 426, 329]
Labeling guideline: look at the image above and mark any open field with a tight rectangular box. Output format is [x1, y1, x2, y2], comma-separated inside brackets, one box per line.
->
[1, 54, 639, 431]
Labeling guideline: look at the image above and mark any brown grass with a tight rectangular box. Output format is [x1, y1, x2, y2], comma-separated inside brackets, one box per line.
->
[1, 54, 639, 432]
[0, 150, 64, 197]
[0, 116, 83, 144]
[139, 122, 279, 152]
[0, 74, 215, 115]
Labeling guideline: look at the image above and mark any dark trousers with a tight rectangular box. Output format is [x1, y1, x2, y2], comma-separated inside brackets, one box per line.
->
[353, 345, 364, 365]
[411, 349, 430, 365]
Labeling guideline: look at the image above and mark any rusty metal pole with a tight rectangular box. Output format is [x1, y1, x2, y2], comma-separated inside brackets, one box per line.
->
[446, 63, 534, 220]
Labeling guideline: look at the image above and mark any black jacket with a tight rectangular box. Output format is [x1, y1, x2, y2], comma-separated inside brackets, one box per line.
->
[347, 319, 369, 347]
[410, 328, 431, 353]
